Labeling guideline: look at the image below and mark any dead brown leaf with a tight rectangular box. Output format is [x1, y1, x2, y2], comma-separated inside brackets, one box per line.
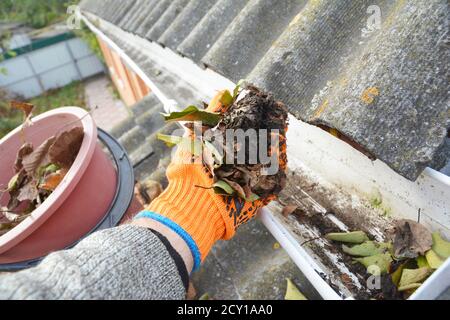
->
[222, 178, 246, 199]
[134, 182, 149, 206]
[17, 179, 39, 203]
[22, 136, 56, 176]
[186, 281, 197, 300]
[14, 143, 34, 173]
[135, 180, 163, 206]
[11, 101, 34, 118]
[142, 180, 163, 203]
[0, 210, 12, 224]
[11, 101, 34, 128]
[49, 127, 84, 168]
[388, 219, 432, 259]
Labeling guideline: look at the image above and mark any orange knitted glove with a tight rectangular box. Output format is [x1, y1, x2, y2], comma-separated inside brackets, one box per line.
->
[136, 90, 287, 270]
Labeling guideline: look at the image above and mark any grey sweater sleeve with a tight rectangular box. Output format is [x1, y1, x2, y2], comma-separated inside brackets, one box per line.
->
[0, 225, 186, 300]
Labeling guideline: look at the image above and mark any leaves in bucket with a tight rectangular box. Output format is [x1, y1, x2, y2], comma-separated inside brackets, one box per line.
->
[39, 169, 68, 191]
[14, 143, 33, 172]
[0, 126, 84, 237]
[22, 136, 56, 176]
[161, 105, 221, 127]
[49, 127, 84, 168]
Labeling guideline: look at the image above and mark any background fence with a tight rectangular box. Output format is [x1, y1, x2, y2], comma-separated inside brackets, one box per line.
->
[0, 33, 104, 99]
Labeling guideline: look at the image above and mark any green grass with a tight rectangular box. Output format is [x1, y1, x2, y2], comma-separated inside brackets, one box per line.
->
[0, 0, 80, 29]
[0, 81, 85, 139]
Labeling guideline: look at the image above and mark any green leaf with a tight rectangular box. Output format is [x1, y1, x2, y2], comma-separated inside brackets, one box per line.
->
[213, 180, 234, 195]
[161, 105, 221, 127]
[285, 278, 307, 300]
[398, 267, 431, 289]
[6, 50, 16, 58]
[157, 134, 202, 156]
[207, 90, 233, 111]
[156, 133, 183, 147]
[43, 163, 59, 174]
[245, 193, 260, 202]
[391, 263, 406, 286]
[431, 232, 450, 259]
[220, 90, 233, 106]
[416, 255, 430, 269]
[325, 231, 369, 244]
[425, 249, 444, 269]
[222, 178, 246, 199]
[38, 163, 60, 179]
[233, 79, 246, 100]
[342, 241, 391, 257]
[198, 293, 210, 300]
[353, 252, 393, 275]
[7, 173, 20, 192]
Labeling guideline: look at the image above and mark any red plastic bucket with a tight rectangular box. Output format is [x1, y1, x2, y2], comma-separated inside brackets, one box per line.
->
[0, 107, 137, 264]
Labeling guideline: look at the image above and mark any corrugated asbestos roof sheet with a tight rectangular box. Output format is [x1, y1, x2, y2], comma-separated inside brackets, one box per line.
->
[80, 0, 450, 181]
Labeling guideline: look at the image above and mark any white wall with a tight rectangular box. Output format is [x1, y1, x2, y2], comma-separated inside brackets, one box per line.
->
[0, 37, 104, 98]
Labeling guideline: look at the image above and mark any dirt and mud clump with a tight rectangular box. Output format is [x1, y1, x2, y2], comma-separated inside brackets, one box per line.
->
[214, 85, 288, 199]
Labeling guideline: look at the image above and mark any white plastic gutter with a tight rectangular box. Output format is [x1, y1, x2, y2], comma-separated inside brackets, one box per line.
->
[79, 12, 450, 300]
[259, 208, 343, 300]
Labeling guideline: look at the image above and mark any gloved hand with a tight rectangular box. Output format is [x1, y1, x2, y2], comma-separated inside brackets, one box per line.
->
[136, 91, 287, 270]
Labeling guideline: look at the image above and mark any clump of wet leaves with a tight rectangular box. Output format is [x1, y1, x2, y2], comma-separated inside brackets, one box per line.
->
[0, 102, 84, 236]
[158, 81, 288, 201]
[325, 219, 450, 299]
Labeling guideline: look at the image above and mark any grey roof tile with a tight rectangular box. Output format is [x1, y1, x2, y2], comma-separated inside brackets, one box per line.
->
[201, 0, 307, 82]
[146, 0, 191, 41]
[177, 0, 248, 62]
[133, 123, 177, 183]
[126, 0, 159, 33]
[81, 0, 450, 180]
[103, 0, 122, 22]
[118, 125, 147, 155]
[118, 0, 145, 29]
[158, 0, 218, 50]
[136, 104, 165, 136]
[109, 116, 137, 139]
[104, 29, 206, 108]
[249, 0, 449, 179]
[131, 92, 162, 117]
[135, 0, 172, 38]
[110, 0, 136, 25]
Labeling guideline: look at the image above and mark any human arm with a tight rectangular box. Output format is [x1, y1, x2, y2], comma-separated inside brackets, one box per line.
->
[0, 222, 189, 300]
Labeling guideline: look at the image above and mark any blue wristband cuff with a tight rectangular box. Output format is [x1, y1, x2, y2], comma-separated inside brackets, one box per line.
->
[134, 210, 201, 272]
